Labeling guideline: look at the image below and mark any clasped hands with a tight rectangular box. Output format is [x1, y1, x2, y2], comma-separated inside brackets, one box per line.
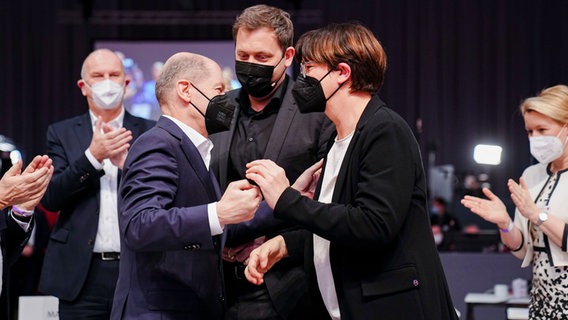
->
[240, 159, 323, 285]
[89, 116, 132, 169]
[245, 159, 323, 208]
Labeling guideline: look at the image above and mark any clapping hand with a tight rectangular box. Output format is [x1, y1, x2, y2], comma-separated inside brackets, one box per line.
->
[508, 177, 539, 221]
[461, 187, 510, 227]
[0, 155, 54, 210]
[89, 116, 132, 169]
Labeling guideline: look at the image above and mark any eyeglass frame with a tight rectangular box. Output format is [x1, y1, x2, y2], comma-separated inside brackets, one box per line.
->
[299, 61, 316, 78]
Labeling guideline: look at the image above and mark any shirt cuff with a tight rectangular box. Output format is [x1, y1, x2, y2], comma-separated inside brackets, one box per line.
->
[208, 202, 223, 236]
[10, 210, 33, 232]
[85, 149, 104, 170]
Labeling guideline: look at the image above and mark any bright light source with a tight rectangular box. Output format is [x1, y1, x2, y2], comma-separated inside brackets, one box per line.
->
[473, 144, 502, 165]
[10, 150, 22, 165]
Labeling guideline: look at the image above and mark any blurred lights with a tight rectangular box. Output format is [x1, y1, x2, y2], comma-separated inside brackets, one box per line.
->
[473, 144, 502, 165]
[10, 150, 22, 165]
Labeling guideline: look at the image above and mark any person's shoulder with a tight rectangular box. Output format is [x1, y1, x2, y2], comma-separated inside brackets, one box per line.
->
[366, 100, 407, 129]
[48, 113, 89, 130]
[138, 117, 157, 130]
[129, 124, 169, 150]
[225, 87, 241, 100]
[123, 114, 157, 134]
[522, 162, 547, 179]
[125, 111, 157, 126]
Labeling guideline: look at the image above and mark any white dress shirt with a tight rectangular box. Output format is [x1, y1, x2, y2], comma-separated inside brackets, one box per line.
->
[85, 109, 124, 253]
[314, 132, 353, 320]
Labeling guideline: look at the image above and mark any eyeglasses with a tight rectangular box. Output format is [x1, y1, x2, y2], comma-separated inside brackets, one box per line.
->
[299, 61, 315, 78]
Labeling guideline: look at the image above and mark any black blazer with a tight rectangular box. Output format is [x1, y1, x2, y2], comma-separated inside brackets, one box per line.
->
[1, 209, 33, 319]
[278, 95, 459, 320]
[38, 111, 155, 301]
[0, 209, 33, 267]
[210, 77, 334, 318]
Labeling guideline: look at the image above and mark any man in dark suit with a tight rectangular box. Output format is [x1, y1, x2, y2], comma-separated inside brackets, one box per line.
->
[38, 49, 156, 319]
[245, 23, 458, 320]
[0, 154, 53, 318]
[209, 5, 333, 320]
[111, 52, 261, 320]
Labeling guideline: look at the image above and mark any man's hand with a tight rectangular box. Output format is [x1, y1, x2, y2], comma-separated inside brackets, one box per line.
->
[244, 235, 288, 285]
[101, 121, 129, 169]
[89, 116, 132, 166]
[245, 160, 290, 209]
[0, 155, 54, 210]
[217, 179, 261, 225]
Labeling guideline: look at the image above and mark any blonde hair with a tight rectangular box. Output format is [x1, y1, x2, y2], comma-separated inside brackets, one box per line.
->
[520, 85, 568, 124]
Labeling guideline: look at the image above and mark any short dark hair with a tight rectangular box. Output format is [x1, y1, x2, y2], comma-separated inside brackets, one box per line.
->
[295, 22, 387, 94]
[232, 4, 294, 51]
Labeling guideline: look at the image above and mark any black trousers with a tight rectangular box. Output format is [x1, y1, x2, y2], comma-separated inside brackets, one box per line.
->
[58, 256, 119, 320]
[224, 261, 281, 320]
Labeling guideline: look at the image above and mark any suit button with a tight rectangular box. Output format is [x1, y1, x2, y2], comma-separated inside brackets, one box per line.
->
[79, 173, 90, 183]
[413, 279, 420, 287]
[218, 295, 225, 302]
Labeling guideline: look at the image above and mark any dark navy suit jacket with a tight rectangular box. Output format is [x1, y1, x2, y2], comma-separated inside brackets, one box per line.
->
[111, 117, 226, 320]
[38, 111, 155, 301]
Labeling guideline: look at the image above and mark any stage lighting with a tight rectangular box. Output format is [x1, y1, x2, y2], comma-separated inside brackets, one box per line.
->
[473, 144, 502, 165]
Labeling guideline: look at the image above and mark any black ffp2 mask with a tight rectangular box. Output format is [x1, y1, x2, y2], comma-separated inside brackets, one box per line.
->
[235, 59, 285, 98]
[190, 85, 235, 135]
[292, 68, 342, 113]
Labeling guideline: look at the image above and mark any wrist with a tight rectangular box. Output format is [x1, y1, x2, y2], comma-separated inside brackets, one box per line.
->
[12, 205, 34, 218]
[499, 219, 515, 233]
[534, 211, 549, 227]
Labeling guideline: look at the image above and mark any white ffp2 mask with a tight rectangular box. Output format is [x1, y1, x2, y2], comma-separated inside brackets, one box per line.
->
[529, 126, 568, 164]
[85, 79, 125, 110]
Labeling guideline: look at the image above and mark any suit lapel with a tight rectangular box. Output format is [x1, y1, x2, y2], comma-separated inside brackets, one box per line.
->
[263, 84, 297, 160]
[74, 113, 101, 211]
[123, 112, 144, 140]
[210, 118, 235, 188]
[73, 113, 94, 151]
[332, 95, 385, 202]
[158, 117, 218, 200]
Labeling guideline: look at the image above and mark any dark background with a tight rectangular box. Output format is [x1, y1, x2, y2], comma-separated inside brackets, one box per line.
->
[1, 0, 567, 202]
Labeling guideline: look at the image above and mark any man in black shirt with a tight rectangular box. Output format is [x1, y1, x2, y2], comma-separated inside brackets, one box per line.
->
[210, 4, 334, 320]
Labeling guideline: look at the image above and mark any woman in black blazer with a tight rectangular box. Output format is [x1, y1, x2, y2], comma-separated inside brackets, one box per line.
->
[245, 22, 458, 320]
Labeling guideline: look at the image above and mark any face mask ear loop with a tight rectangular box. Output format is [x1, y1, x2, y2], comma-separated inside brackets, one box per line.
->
[555, 124, 568, 148]
[271, 56, 288, 88]
[188, 82, 212, 118]
[189, 101, 206, 118]
[321, 67, 344, 102]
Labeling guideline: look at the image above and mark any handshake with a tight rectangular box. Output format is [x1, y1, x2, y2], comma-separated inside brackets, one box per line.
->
[216, 159, 323, 225]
